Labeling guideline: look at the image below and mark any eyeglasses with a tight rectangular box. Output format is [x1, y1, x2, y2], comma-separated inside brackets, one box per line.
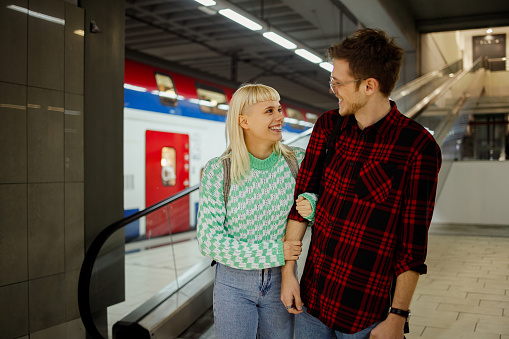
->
[329, 78, 363, 91]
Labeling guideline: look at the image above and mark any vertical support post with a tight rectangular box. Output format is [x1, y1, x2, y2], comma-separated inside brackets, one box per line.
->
[231, 53, 238, 82]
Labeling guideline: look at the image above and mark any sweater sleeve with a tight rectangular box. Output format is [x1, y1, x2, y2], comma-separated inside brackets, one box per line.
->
[298, 192, 318, 221]
[196, 158, 285, 270]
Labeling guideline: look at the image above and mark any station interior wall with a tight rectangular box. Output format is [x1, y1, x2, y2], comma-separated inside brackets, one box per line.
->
[421, 26, 509, 73]
[0, 1, 86, 338]
[433, 161, 509, 226]
[0, 0, 125, 338]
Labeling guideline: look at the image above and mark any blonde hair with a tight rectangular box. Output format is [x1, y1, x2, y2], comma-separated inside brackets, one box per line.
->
[224, 83, 293, 184]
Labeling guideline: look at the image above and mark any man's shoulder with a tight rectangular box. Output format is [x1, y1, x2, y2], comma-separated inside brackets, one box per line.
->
[314, 109, 343, 133]
[317, 109, 340, 122]
[397, 114, 440, 151]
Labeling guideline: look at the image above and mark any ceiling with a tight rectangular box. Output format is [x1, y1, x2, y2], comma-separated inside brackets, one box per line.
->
[125, 0, 509, 112]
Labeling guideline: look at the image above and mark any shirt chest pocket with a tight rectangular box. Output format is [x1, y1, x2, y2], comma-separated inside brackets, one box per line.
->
[355, 161, 396, 203]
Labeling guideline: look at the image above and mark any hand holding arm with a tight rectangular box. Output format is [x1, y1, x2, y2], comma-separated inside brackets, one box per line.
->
[283, 240, 302, 261]
[281, 219, 308, 314]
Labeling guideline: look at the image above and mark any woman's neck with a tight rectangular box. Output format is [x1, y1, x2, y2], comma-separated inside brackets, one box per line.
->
[245, 138, 274, 159]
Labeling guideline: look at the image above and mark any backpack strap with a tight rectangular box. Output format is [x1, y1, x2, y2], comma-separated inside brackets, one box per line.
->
[281, 144, 299, 181]
[319, 113, 345, 196]
[324, 114, 344, 166]
[221, 156, 231, 208]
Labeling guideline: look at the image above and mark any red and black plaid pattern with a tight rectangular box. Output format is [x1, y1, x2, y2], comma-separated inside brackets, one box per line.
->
[289, 102, 441, 334]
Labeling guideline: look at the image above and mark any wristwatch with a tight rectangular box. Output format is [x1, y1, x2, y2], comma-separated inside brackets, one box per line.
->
[388, 307, 411, 333]
[388, 307, 411, 319]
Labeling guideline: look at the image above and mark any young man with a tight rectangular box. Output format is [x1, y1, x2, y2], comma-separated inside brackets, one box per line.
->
[281, 28, 442, 339]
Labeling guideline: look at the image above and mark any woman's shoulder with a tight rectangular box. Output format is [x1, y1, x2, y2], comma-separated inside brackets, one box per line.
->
[202, 156, 225, 183]
[288, 146, 306, 162]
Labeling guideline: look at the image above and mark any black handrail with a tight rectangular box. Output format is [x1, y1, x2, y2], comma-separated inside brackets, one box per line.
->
[78, 184, 199, 339]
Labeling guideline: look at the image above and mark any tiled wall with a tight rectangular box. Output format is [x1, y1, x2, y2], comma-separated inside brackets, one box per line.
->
[0, 0, 85, 337]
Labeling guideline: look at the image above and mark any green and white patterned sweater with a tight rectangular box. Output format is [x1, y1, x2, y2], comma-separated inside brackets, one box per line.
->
[197, 147, 316, 270]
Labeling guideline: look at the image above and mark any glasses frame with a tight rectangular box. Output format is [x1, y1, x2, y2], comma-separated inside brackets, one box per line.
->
[329, 78, 364, 92]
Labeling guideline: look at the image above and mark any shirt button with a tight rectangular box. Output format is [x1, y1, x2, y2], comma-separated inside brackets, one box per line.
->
[329, 222, 334, 226]
[340, 193, 345, 197]
[349, 162, 354, 166]
[320, 251, 325, 255]
[361, 135, 365, 139]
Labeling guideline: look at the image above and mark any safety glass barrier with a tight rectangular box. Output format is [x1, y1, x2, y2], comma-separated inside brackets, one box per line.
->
[437, 93, 509, 161]
[79, 185, 200, 339]
[283, 127, 313, 149]
[392, 59, 463, 115]
[413, 58, 486, 157]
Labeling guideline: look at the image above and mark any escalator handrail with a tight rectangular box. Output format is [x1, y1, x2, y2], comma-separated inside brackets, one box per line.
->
[405, 56, 485, 120]
[78, 184, 199, 339]
[77, 128, 318, 338]
[391, 59, 463, 101]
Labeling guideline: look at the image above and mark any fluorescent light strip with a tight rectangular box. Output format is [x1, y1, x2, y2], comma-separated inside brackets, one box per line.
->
[124, 84, 147, 92]
[7, 5, 65, 25]
[295, 49, 322, 63]
[263, 32, 297, 50]
[319, 62, 333, 72]
[219, 9, 262, 31]
[194, 0, 216, 6]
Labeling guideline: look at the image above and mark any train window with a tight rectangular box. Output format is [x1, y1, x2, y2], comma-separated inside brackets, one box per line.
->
[195, 83, 228, 115]
[285, 107, 306, 130]
[155, 73, 178, 107]
[161, 147, 177, 187]
[306, 112, 318, 124]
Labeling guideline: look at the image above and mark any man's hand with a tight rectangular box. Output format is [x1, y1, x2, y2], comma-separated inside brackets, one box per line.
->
[283, 240, 302, 261]
[281, 269, 304, 314]
[369, 314, 406, 339]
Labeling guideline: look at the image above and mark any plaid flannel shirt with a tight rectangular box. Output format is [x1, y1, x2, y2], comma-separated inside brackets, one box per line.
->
[289, 101, 442, 333]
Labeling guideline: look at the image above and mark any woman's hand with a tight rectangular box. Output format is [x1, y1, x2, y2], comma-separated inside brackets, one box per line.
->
[296, 196, 312, 218]
[283, 240, 302, 261]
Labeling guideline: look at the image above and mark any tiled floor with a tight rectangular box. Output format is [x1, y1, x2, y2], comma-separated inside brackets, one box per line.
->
[110, 226, 509, 339]
[407, 231, 509, 339]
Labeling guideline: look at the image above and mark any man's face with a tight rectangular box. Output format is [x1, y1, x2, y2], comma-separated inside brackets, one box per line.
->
[330, 59, 367, 117]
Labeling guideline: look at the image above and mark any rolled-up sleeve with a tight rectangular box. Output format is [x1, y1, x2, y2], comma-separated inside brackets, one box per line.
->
[394, 139, 442, 276]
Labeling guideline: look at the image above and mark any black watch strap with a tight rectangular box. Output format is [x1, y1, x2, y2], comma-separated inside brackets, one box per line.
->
[389, 307, 410, 318]
[388, 307, 410, 334]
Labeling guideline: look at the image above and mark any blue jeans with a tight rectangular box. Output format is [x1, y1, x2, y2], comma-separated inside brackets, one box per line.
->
[213, 263, 294, 339]
[295, 307, 380, 339]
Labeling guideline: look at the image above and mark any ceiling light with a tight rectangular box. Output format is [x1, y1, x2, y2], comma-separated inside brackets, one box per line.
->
[263, 32, 297, 50]
[219, 9, 262, 31]
[194, 0, 216, 6]
[198, 6, 217, 15]
[319, 62, 333, 72]
[486, 28, 493, 34]
[295, 49, 322, 63]
[7, 5, 65, 25]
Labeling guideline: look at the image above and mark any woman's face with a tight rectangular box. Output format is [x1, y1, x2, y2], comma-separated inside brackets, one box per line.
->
[241, 100, 284, 144]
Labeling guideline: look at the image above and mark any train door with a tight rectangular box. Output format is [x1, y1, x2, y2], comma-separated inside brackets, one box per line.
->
[145, 130, 190, 237]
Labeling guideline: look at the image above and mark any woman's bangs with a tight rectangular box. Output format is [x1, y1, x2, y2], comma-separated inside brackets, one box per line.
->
[245, 86, 280, 107]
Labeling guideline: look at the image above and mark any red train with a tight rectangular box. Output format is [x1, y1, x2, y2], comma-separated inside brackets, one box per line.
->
[123, 59, 319, 240]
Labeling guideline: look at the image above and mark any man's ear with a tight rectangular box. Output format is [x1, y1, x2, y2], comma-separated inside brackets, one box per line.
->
[239, 114, 249, 130]
[364, 78, 379, 95]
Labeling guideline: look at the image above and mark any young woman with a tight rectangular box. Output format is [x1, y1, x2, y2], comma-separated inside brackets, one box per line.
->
[197, 83, 316, 338]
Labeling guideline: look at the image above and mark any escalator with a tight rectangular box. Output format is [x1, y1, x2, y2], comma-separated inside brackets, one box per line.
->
[78, 56, 508, 339]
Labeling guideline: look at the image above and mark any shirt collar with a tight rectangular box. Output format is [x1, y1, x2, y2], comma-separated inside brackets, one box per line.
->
[341, 100, 401, 138]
